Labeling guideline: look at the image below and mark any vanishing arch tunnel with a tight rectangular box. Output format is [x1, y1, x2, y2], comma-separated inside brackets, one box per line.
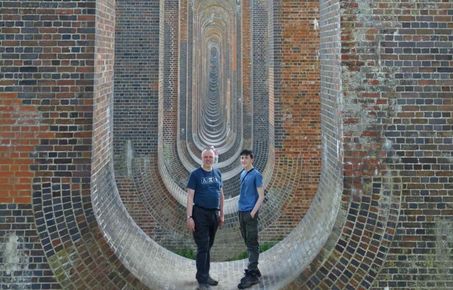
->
[105, 0, 336, 288]
[94, 0, 402, 288]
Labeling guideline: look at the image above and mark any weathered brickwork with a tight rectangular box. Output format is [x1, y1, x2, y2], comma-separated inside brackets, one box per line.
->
[1, 0, 452, 289]
[112, 0, 161, 240]
[287, 1, 453, 290]
[0, 1, 145, 289]
[263, 0, 321, 238]
[0, 204, 59, 288]
[0, 92, 52, 204]
[371, 1, 453, 288]
[113, 0, 160, 168]
[251, 0, 270, 170]
[1, 1, 96, 288]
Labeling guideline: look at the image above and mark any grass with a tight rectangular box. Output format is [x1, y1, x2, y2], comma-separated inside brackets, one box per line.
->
[226, 241, 279, 261]
[175, 241, 280, 261]
[175, 248, 196, 259]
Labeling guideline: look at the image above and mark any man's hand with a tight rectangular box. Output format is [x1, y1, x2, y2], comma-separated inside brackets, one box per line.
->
[187, 217, 195, 232]
[218, 215, 225, 228]
[250, 211, 256, 219]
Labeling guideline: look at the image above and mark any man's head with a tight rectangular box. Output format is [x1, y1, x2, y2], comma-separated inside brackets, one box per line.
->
[240, 149, 254, 170]
[201, 148, 216, 170]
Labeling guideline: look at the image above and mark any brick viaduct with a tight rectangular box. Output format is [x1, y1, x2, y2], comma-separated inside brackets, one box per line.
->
[0, 0, 452, 289]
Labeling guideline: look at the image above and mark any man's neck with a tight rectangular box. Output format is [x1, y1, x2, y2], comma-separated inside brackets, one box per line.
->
[202, 165, 212, 171]
[245, 165, 254, 172]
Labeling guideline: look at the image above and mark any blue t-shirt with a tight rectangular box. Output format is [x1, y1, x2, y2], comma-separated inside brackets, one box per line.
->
[238, 168, 263, 211]
[187, 167, 223, 209]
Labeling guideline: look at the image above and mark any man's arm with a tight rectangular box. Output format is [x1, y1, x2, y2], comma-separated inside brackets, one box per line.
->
[186, 188, 195, 232]
[250, 186, 265, 218]
[219, 187, 225, 227]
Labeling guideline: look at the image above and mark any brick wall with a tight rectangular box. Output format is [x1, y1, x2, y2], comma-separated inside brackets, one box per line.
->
[263, 0, 321, 238]
[0, 204, 59, 288]
[0, 92, 51, 204]
[372, 1, 453, 288]
[0, 1, 97, 288]
[287, 1, 453, 289]
[0, 1, 145, 288]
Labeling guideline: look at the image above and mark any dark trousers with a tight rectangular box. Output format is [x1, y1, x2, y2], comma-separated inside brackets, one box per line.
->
[239, 211, 259, 270]
[192, 206, 219, 284]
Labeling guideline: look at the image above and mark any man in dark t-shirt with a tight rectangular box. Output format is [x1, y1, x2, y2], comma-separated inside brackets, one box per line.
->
[186, 148, 224, 290]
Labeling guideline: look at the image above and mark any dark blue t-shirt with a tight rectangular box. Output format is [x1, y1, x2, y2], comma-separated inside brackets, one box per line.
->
[238, 168, 263, 211]
[187, 167, 223, 209]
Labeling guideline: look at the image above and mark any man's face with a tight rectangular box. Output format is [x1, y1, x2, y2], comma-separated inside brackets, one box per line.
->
[240, 155, 253, 169]
[202, 150, 215, 167]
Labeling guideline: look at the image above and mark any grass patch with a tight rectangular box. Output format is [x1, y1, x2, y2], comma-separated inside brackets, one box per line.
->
[175, 248, 196, 260]
[175, 241, 279, 261]
[226, 241, 279, 261]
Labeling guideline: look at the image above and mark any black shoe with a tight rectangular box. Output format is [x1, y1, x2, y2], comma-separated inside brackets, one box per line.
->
[237, 274, 259, 289]
[238, 269, 260, 289]
[251, 269, 261, 278]
[240, 269, 261, 281]
[197, 283, 211, 290]
[207, 276, 218, 286]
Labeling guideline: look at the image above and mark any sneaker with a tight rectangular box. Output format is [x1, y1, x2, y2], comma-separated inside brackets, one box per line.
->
[239, 270, 250, 284]
[238, 274, 259, 289]
[207, 276, 218, 286]
[197, 283, 211, 290]
[238, 270, 260, 289]
[240, 269, 261, 281]
[251, 269, 261, 278]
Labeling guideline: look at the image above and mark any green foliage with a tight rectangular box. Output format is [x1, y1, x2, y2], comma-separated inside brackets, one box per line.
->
[175, 241, 279, 261]
[259, 242, 276, 252]
[175, 248, 196, 260]
[226, 241, 279, 261]
[235, 251, 248, 260]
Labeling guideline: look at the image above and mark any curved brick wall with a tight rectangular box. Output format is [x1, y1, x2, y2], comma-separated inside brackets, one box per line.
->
[1, 0, 452, 289]
[112, 0, 317, 263]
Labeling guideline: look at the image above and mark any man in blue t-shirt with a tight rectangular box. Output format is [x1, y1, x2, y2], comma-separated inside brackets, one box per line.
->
[237, 149, 265, 289]
[186, 148, 224, 290]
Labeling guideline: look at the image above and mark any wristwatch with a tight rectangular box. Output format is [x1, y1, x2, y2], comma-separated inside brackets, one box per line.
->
[187, 216, 192, 219]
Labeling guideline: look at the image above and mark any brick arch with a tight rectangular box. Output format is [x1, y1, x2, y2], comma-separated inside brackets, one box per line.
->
[99, 0, 403, 289]
[91, 0, 346, 289]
